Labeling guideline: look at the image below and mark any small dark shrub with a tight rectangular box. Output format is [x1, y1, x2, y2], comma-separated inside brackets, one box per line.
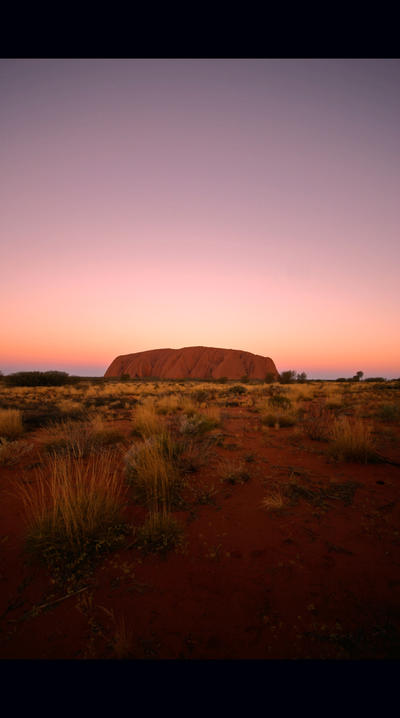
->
[226, 385, 247, 396]
[279, 370, 296, 384]
[267, 386, 291, 410]
[264, 372, 277, 384]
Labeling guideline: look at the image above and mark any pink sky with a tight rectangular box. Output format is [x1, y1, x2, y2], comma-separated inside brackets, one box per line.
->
[1, 59, 399, 378]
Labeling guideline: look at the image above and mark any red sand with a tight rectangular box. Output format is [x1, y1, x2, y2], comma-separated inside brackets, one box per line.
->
[1, 406, 400, 659]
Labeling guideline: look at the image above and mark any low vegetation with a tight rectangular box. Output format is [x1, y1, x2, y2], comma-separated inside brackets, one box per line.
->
[0, 408, 24, 438]
[1, 373, 400, 658]
[18, 450, 129, 584]
[329, 417, 379, 463]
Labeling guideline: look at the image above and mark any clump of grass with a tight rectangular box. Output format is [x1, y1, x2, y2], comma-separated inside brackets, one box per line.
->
[124, 434, 185, 508]
[301, 400, 333, 440]
[178, 408, 220, 436]
[131, 400, 164, 437]
[261, 410, 297, 428]
[18, 450, 129, 584]
[155, 394, 182, 415]
[0, 409, 24, 438]
[44, 417, 124, 456]
[219, 458, 250, 485]
[260, 491, 285, 510]
[135, 509, 184, 555]
[0, 437, 33, 466]
[267, 386, 291, 410]
[329, 417, 379, 463]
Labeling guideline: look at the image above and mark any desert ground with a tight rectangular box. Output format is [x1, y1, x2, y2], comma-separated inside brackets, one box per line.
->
[0, 376, 399, 659]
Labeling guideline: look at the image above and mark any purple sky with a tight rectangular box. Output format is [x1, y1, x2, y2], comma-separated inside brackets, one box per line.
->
[1, 59, 399, 378]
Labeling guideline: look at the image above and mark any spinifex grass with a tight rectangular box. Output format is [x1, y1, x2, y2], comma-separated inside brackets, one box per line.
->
[19, 450, 129, 584]
[125, 432, 186, 508]
[131, 400, 164, 437]
[329, 417, 379, 463]
[44, 416, 124, 456]
[0, 409, 24, 438]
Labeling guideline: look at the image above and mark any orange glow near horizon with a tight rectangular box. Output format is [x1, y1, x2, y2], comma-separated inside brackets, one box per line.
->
[1, 60, 400, 379]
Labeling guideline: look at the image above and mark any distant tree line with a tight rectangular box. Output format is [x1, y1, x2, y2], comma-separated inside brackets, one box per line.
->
[2, 371, 79, 386]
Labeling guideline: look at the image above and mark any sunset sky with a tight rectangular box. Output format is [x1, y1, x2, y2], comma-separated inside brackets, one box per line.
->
[1, 59, 399, 379]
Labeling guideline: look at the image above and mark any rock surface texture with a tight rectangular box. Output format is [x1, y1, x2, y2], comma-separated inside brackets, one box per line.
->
[104, 346, 279, 380]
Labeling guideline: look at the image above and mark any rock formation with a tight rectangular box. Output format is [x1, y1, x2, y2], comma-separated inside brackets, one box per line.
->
[104, 346, 279, 381]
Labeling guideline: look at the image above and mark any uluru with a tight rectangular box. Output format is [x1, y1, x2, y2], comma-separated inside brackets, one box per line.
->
[104, 346, 279, 381]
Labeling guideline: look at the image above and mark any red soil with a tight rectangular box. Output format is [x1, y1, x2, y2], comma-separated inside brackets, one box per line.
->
[1, 408, 400, 659]
[104, 346, 279, 381]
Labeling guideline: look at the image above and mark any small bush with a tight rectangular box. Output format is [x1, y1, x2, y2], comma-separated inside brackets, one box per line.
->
[267, 386, 291, 410]
[0, 409, 24, 438]
[178, 411, 219, 436]
[264, 372, 277, 384]
[191, 389, 211, 404]
[279, 370, 296, 384]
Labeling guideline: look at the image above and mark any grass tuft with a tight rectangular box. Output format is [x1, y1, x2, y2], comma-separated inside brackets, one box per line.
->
[0, 409, 24, 438]
[329, 417, 379, 463]
[18, 450, 129, 584]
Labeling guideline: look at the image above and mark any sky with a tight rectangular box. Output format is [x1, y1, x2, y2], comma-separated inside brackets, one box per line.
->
[1, 58, 399, 379]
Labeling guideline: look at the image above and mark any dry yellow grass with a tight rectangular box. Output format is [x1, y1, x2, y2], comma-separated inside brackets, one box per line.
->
[125, 433, 182, 508]
[155, 394, 183, 414]
[260, 491, 285, 510]
[131, 399, 164, 437]
[18, 450, 127, 557]
[329, 416, 378, 462]
[0, 409, 24, 438]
